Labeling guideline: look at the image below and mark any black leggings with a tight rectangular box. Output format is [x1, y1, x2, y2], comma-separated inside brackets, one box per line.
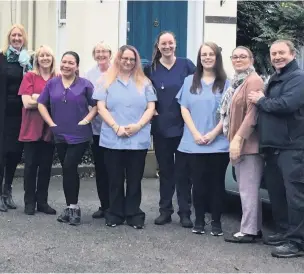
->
[55, 142, 89, 205]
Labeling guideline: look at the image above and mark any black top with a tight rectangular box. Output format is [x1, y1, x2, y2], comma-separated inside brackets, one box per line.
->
[0, 53, 24, 162]
[257, 59, 304, 150]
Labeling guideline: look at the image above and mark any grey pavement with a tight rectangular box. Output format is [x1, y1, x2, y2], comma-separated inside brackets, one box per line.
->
[0, 176, 303, 273]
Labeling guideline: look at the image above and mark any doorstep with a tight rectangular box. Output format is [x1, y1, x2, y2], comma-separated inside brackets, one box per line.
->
[15, 150, 158, 179]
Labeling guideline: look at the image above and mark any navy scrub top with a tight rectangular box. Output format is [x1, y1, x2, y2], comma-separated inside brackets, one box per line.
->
[144, 57, 196, 138]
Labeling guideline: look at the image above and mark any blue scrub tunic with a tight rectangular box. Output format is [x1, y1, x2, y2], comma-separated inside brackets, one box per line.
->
[144, 57, 196, 138]
[92, 77, 157, 150]
[176, 75, 230, 154]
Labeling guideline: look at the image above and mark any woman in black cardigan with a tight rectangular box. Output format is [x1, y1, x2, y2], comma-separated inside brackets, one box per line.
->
[0, 24, 32, 212]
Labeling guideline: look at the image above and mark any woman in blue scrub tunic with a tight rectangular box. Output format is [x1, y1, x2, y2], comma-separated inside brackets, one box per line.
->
[93, 45, 157, 229]
[176, 42, 230, 235]
[85, 42, 112, 219]
[144, 31, 196, 227]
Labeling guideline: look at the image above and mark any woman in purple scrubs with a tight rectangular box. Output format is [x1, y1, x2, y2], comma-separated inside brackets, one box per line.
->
[144, 31, 196, 227]
[38, 51, 97, 226]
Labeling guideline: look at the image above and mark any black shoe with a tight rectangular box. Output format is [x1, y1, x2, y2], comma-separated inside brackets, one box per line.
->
[224, 232, 258, 243]
[154, 213, 172, 225]
[0, 196, 8, 212]
[3, 190, 17, 209]
[192, 219, 205, 235]
[127, 222, 144, 229]
[180, 215, 193, 228]
[92, 207, 105, 219]
[37, 204, 56, 215]
[57, 208, 70, 223]
[263, 232, 286, 246]
[271, 242, 304, 258]
[24, 204, 35, 215]
[211, 222, 223, 236]
[105, 220, 118, 227]
[69, 208, 81, 226]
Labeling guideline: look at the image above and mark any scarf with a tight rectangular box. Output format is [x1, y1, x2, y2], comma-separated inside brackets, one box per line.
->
[218, 66, 255, 137]
[6, 45, 32, 75]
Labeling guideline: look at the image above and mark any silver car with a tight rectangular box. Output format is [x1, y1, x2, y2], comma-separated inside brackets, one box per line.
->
[225, 162, 270, 204]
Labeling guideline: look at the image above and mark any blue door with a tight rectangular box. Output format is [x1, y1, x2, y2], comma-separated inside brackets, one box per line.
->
[127, 1, 188, 62]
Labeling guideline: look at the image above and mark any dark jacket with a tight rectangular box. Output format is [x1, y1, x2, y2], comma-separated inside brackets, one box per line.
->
[257, 60, 304, 150]
[0, 53, 8, 165]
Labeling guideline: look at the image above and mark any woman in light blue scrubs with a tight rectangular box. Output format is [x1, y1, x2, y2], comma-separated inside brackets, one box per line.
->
[93, 45, 157, 229]
[144, 31, 196, 227]
[176, 42, 230, 235]
[85, 42, 111, 219]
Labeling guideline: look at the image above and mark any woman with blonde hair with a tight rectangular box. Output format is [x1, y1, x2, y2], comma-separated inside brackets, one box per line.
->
[18, 45, 57, 215]
[0, 24, 32, 212]
[93, 45, 157, 229]
[84, 41, 112, 219]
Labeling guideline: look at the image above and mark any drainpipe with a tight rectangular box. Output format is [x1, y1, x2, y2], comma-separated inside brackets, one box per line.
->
[15, 0, 21, 23]
[27, 0, 34, 51]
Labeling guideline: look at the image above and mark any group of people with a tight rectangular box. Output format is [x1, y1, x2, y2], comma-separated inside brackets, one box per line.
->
[0, 24, 303, 258]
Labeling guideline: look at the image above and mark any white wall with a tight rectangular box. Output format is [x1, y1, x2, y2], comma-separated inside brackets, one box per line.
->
[1, 0, 237, 78]
[204, 0, 237, 78]
[64, 0, 120, 75]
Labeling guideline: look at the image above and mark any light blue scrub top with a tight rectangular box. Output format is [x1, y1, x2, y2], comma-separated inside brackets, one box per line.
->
[176, 75, 230, 154]
[85, 65, 104, 136]
[92, 77, 157, 150]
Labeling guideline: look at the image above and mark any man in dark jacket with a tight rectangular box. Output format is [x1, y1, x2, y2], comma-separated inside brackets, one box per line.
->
[249, 40, 304, 258]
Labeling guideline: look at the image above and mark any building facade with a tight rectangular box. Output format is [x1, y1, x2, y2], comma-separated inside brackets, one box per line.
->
[0, 0, 237, 77]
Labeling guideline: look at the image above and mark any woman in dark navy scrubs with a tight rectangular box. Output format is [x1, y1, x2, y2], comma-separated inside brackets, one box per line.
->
[144, 31, 195, 227]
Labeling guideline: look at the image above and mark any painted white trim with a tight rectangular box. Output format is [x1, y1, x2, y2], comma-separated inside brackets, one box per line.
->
[119, 1, 204, 62]
[118, 0, 127, 47]
[187, 0, 204, 63]
[55, 0, 60, 62]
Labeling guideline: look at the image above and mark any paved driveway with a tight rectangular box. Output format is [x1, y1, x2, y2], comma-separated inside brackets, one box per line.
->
[0, 177, 303, 273]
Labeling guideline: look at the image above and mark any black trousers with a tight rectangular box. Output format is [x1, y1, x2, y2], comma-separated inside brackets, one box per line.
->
[175, 151, 194, 216]
[91, 135, 109, 210]
[0, 151, 23, 193]
[23, 141, 54, 206]
[56, 142, 89, 206]
[154, 135, 192, 215]
[264, 149, 304, 249]
[104, 148, 147, 225]
[189, 152, 229, 223]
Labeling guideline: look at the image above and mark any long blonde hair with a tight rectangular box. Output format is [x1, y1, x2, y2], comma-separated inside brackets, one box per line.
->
[104, 45, 149, 91]
[2, 24, 28, 54]
[32, 45, 56, 77]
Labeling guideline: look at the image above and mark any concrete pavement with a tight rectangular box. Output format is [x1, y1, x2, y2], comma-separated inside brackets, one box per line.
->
[0, 177, 303, 273]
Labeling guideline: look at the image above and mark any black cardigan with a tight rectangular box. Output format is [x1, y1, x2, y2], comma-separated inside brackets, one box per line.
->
[0, 53, 8, 166]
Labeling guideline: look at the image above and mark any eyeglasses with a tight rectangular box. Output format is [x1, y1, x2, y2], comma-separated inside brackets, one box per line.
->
[230, 55, 250, 61]
[95, 50, 110, 54]
[121, 57, 136, 63]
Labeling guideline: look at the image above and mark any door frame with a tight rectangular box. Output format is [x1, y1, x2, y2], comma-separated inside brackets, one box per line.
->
[118, 0, 204, 63]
